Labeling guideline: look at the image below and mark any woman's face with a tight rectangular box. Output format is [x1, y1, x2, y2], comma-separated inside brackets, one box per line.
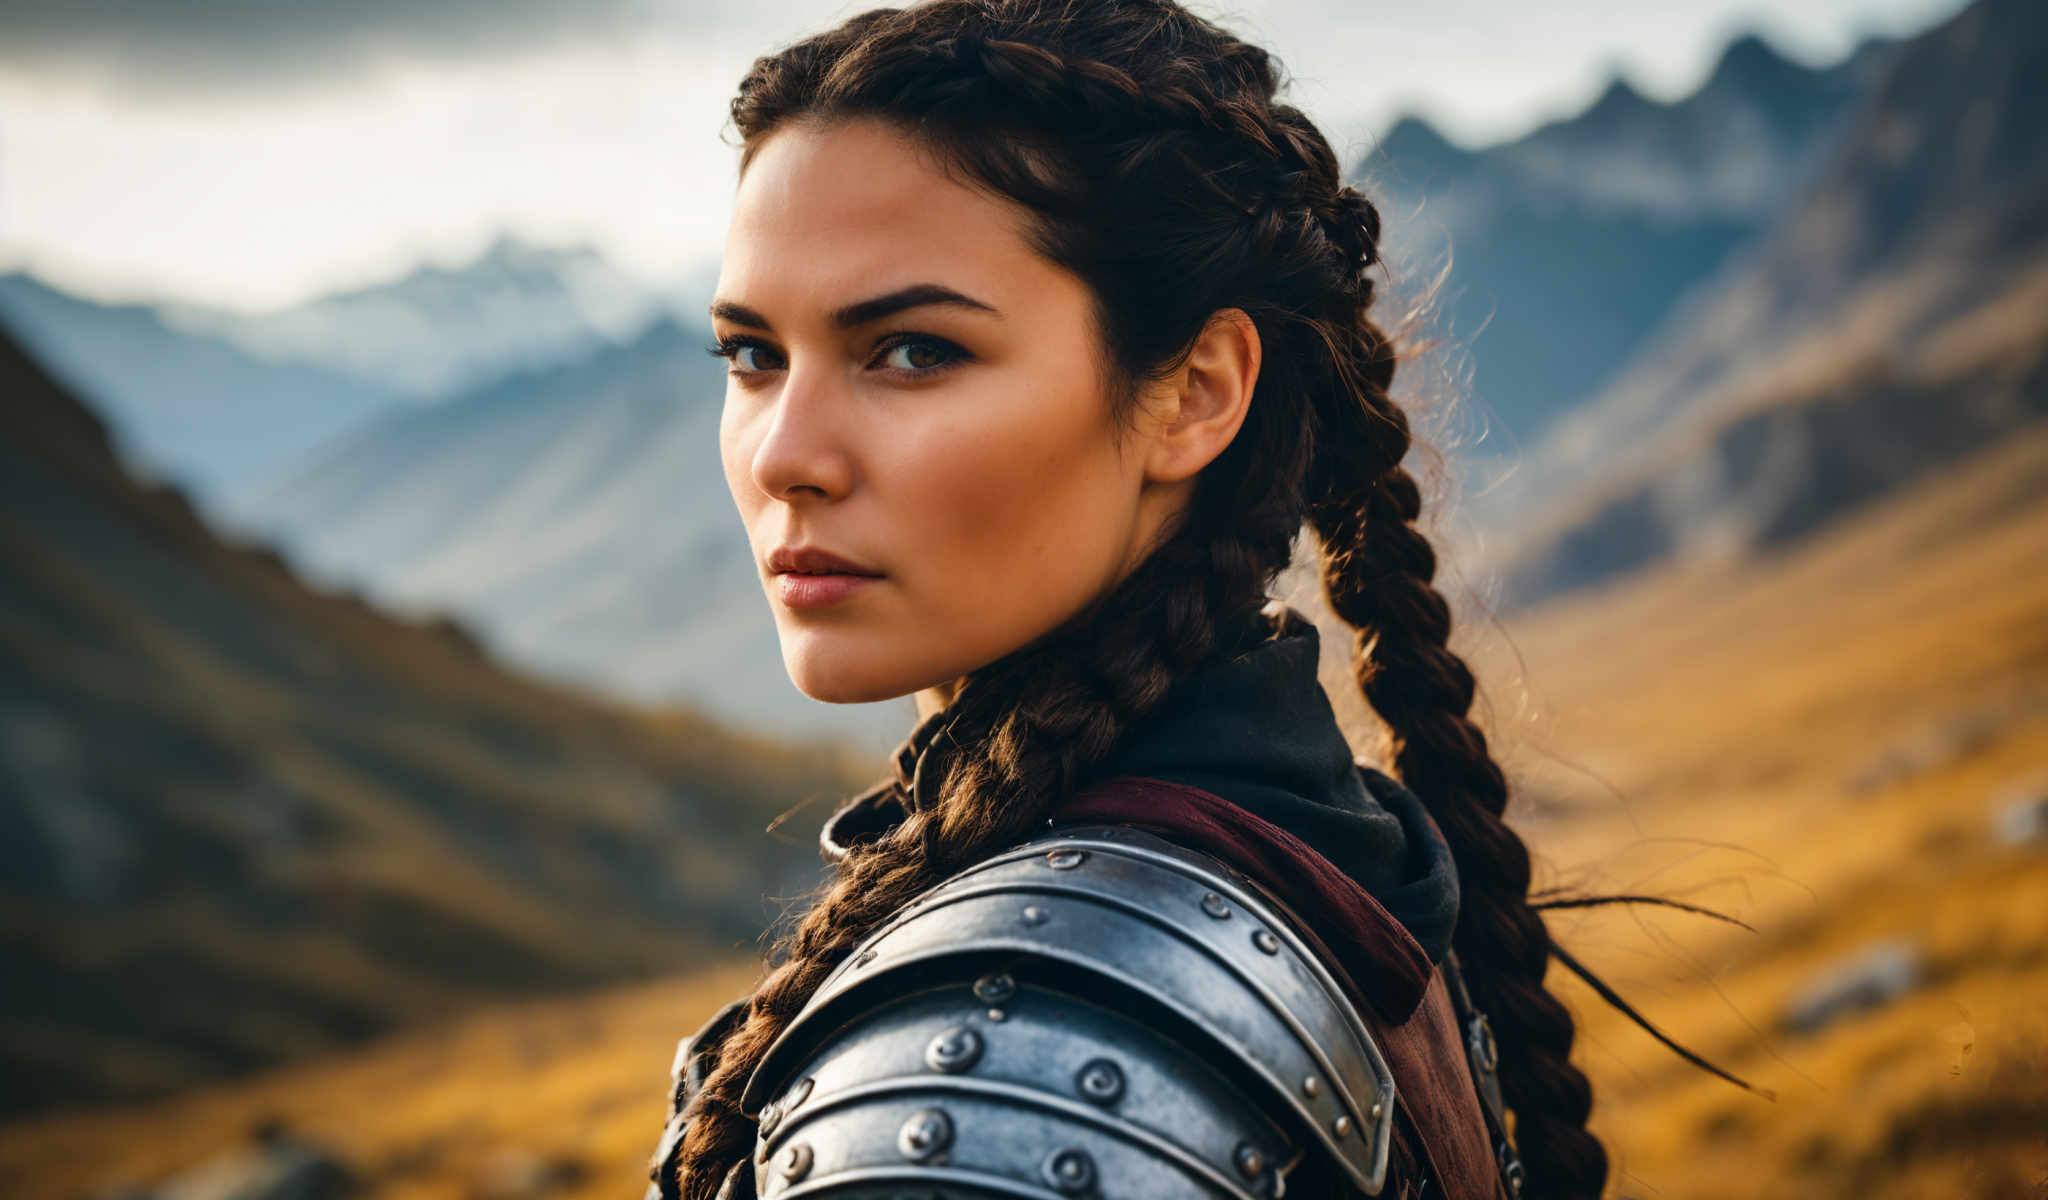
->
[714, 116, 1196, 708]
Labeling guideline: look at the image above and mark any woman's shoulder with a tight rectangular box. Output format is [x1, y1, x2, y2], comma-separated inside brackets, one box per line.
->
[738, 822, 1405, 1197]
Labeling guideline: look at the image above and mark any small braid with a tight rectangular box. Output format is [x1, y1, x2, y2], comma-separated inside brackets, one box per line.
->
[690, 4, 1642, 1198]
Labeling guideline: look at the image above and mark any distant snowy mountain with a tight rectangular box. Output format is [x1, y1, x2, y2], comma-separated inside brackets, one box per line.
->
[1360, 32, 1886, 452]
[162, 235, 691, 399]
[0, 238, 707, 526]
[0, 273, 400, 513]
[250, 317, 915, 752]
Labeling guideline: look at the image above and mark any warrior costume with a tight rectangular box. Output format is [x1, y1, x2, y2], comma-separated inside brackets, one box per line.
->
[649, 604, 1524, 1199]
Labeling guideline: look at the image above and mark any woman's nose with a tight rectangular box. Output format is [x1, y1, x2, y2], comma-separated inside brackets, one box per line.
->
[749, 362, 856, 503]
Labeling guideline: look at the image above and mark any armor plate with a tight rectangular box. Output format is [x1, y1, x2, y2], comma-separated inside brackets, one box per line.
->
[741, 825, 1398, 1198]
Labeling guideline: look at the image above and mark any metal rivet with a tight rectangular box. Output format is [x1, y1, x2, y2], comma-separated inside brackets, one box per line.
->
[1200, 891, 1232, 919]
[1469, 1012, 1499, 1074]
[1075, 1058, 1125, 1105]
[986, 1008, 1007, 1022]
[1021, 904, 1049, 925]
[1252, 929, 1279, 955]
[925, 1026, 984, 1074]
[853, 948, 876, 968]
[788, 1076, 815, 1110]
[777, 1142, 812, 1182]
[1234, 1143, 1267, 1179]
[1370, 1100, 1385, 1121]
[1044, 848, 1088, 870]
[972, 972, 1016, 1006]
[1333, 1115, 1353, 1138]
[1042, 1147, 1097, 1195]
[898, 1108, 954, 1162]
[758, 1101, 783, 1138]
[1303, 1076, 1322, 1099]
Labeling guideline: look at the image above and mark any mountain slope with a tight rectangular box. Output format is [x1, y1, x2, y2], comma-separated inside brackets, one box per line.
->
[0, 327, 867, 1115]
[248, 318, 917, 752]
[161, 236, 685, 400]
[1358, 31, 1883, 449]
[1487, 0, 2048, 604]
[0, 274, 401, 512]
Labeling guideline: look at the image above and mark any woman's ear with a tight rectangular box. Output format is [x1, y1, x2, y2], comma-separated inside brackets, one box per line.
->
[1141, 307, 1261, 485]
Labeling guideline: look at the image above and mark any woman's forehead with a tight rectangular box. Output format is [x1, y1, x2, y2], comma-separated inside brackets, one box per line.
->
[719, 118, 1052, 321]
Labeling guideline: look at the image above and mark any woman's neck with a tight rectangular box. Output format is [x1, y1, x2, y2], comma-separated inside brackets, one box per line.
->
[914, 678, 962, 721]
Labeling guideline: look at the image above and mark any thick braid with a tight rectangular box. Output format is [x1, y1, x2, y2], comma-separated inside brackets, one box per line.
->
[1308, 232, 1609, 1195]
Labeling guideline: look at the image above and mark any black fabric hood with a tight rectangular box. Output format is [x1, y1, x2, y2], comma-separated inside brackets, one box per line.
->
[819, 603, 1460, 963]
[1079, 603, 1460, 963]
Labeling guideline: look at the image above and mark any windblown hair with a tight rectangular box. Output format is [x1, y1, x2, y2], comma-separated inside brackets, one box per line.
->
[678, 1, 1608, 1196]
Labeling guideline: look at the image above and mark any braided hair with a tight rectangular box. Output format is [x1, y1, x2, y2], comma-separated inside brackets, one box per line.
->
[677, 2, 1610, 1196]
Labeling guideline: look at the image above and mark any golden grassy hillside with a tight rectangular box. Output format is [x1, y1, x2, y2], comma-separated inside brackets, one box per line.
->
[1, 426, 2041, 1200]
[1462, 422, 2048, 1200]
[0, 963, 763, 1200]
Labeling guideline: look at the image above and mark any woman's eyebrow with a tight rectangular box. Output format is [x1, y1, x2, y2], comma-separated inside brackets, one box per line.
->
[833, 284, 1001, 328]
[709, 284, 1001, 332]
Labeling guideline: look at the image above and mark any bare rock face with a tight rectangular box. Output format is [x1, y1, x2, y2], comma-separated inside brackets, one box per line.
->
[1992, 772, 2048, 847]
[1481, 0, 2048, 609]
[127, 1121, 353, 1200]
[1781, 940, 1925, 1035]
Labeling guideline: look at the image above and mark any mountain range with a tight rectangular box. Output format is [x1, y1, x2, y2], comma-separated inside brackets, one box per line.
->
[0, 272, 400, 513]
[2, 0, 2038, 745]
[1483, 0, 2048, 604]
[160, 236, 687, 400]
[1359, 31, 1885, 451]
[0, 238, 692, 520]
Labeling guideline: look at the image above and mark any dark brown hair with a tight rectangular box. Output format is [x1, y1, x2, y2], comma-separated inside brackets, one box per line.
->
[679, 1, 1607, 1196]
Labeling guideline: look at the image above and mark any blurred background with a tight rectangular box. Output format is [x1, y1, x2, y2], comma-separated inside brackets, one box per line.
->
[1, 0, 2042, 1197]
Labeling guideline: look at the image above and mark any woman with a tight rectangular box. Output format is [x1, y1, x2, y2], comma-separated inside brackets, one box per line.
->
[651, 1, 1607, 1196]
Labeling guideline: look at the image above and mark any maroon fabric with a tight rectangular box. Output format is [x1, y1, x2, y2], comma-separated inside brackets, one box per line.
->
[1056, 773, 1433, 1023]
[1381, 972, 1513, 1199]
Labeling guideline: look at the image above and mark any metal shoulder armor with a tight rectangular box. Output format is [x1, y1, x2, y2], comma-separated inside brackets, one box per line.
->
[740, 825, 1399, 1199]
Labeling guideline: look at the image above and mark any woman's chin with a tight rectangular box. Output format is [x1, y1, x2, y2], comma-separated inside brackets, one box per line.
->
[792, 678, 903, 706]
[783, 652, 912, 706]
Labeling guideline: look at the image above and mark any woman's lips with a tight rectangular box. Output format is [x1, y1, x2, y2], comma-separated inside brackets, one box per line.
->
[776, 572, 881, 609]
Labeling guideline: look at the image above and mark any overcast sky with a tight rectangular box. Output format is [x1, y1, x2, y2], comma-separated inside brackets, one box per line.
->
[0, 0, 1968, 312]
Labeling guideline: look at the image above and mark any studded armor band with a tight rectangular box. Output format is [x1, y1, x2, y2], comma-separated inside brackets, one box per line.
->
[734, 825, 1401, 1198]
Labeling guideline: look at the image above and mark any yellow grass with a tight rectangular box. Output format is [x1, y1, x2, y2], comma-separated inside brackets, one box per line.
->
[1457, 424, 2048, 1200]
[1, 427, 2042, 1200]
[0, 963, 763, 1200]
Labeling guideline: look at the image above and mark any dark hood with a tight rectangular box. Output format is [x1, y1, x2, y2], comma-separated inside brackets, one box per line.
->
[1079, 603, 1460, 963]
[819, 603, 1460, 963]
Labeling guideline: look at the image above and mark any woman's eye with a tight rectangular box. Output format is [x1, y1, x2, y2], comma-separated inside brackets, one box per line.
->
[877, 335, 967, 374]
[707, 338, 784, 375]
